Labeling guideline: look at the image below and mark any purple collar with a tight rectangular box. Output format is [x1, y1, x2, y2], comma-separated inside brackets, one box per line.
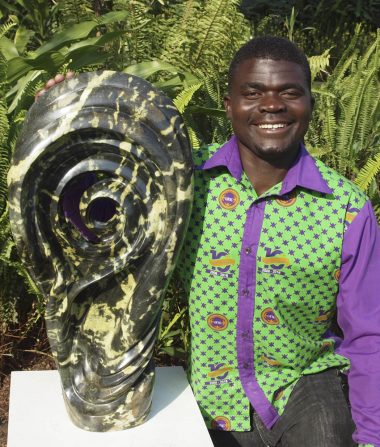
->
[200, 135, 332, 196]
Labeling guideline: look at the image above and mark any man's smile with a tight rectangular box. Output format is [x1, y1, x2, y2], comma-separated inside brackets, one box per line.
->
[258, 123, 287, 129]
[255, 122, 292, 133]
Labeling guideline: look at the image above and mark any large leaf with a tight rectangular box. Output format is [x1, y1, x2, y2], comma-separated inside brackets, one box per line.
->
[155, 74, 200, 91]
[14, 26, 35, 54]
[62, 31, 125, 70]
[67, 48, 108, 71]
[7, 51, 65, 83]
[188, 105, 226, 117]
[124, 60, 185, 78]
[0, 36, 18, 60]
[7, 29, 124, 84]
[64, 31, 124, 53]
[33, 11, 129, 56]
[7, 69, 43, 113]
[0, 0, 18, 13]
[124, 59, 200, 86]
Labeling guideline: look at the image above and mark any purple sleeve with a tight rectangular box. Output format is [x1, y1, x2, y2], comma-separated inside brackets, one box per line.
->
[336, 200, 380, 447]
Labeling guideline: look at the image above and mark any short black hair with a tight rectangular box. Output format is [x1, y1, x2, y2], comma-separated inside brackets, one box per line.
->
[228, 36, 311, 92]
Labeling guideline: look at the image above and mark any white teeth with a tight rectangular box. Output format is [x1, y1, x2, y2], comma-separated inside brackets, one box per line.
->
[258, 123, 287, 129]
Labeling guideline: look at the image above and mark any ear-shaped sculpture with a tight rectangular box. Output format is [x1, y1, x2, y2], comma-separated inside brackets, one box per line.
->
[8, 71, 193, 431]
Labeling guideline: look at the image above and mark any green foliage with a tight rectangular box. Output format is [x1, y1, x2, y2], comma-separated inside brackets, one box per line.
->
[56, 0, 96, 26]
[306, 27, 380, 216]
[173, 82, 203, 114]
[0, 0, 58, 45]
[160, 0, 251, 77]
[308, 47, 332, 80]
[110, 0, 155, 68]
[155, 275, 189, 362]
[354, 153, 380, 193]
[0, 50, 9, 214]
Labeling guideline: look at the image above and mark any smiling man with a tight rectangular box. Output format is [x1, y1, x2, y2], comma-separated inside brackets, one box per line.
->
[177, 36, 380, 447]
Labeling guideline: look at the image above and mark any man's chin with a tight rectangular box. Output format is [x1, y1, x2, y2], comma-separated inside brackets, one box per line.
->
[257, 145, 293, 159]
[251, 143, 301, 167]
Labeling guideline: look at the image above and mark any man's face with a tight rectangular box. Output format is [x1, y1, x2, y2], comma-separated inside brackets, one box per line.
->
[224, 58, 313, 162]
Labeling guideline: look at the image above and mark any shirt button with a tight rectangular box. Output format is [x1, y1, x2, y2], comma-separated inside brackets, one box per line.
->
[242, 331, 249, 339]
[245, 247, 251, 255]
[242, 289, 249, 296]
[243, 362, 250, 369]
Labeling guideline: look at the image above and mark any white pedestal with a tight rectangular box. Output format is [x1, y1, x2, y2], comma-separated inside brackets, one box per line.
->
[7, 367, 213, 447]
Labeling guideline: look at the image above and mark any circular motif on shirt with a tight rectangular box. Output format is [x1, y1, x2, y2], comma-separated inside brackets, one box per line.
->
[211, 416, 231, 431]
[218, 188, 240, 210]
[333, 269, 340, 282]
[276, 192, 297, 207]
[207, 314, 228, 331]
[261, 308, 280, 325]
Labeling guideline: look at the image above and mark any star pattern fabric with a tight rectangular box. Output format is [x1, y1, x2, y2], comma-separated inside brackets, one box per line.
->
[176, 137, 379, 446]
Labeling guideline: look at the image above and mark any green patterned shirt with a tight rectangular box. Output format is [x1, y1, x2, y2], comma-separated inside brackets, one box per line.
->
[176, 136, 380, 447]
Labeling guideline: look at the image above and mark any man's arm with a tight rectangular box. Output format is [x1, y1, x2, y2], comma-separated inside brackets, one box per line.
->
[336, 200, 380, 447]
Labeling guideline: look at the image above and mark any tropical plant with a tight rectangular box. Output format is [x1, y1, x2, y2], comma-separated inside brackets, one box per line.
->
[306, 27, 380, 216]
[0, 0, 58, 45]
[155, 274, 189, 362]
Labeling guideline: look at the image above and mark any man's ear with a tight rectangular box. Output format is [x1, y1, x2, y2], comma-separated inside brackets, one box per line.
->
[224, 95, 232, 119]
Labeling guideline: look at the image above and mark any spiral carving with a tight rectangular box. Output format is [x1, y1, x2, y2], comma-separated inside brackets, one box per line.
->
[7, 71, 193, 431]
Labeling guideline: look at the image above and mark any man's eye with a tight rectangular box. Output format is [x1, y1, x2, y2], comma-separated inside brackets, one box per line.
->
[282, 90, 301, 98]
[244, 90, 260, 98]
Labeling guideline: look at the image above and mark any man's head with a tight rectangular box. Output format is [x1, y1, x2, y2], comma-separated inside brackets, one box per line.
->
[224, 36, 313, 163]
[228, 36, 311, 94]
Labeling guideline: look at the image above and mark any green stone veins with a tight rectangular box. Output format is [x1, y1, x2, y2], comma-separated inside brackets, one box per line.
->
[8, 71, 193, 431]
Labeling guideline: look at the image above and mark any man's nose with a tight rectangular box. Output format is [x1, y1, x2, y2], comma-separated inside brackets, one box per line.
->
[258, 93, 286, 113]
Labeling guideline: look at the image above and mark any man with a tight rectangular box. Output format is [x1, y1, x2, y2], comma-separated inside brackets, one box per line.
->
[175, 36, 380, 447]
[38, 36, 379, 446]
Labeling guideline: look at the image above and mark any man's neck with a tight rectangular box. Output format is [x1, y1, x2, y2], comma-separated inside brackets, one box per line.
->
[238, 144, 299, 196]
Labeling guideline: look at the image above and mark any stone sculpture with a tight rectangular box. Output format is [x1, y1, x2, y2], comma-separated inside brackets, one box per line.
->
[7, 71, 193, 431]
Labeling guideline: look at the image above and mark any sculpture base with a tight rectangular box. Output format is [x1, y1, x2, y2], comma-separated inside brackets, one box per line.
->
[7, 367, 213, 446]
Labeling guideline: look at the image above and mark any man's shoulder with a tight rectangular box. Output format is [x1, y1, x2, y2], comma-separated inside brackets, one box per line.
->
[314, 157, 368, 209]
[192, 142, 222, 166]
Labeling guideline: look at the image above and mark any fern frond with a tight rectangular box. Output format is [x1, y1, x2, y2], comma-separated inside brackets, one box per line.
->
[187, 126, 200, 149]
[0, 49, 7, 88]
[0, 97, 10, 216]
[336, 67, 378, 175]
[56, 0, 95, 27]
[329, 24, 362, 84]
[160, 0, 250, 76]
[7, 71, 43, 115]
[111, 0, 154, 67]
[356, 28, 380, 71]
[354, 152, 380, 192]
[191, 0, 233, 69]
[357, 77, 380, 152]
[0, 20, 17, 39]
[308, 47, 332, 80]
[8, 110, 27, 156]
[173, 82, 202, 114]
[203, 73, 222, 105]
